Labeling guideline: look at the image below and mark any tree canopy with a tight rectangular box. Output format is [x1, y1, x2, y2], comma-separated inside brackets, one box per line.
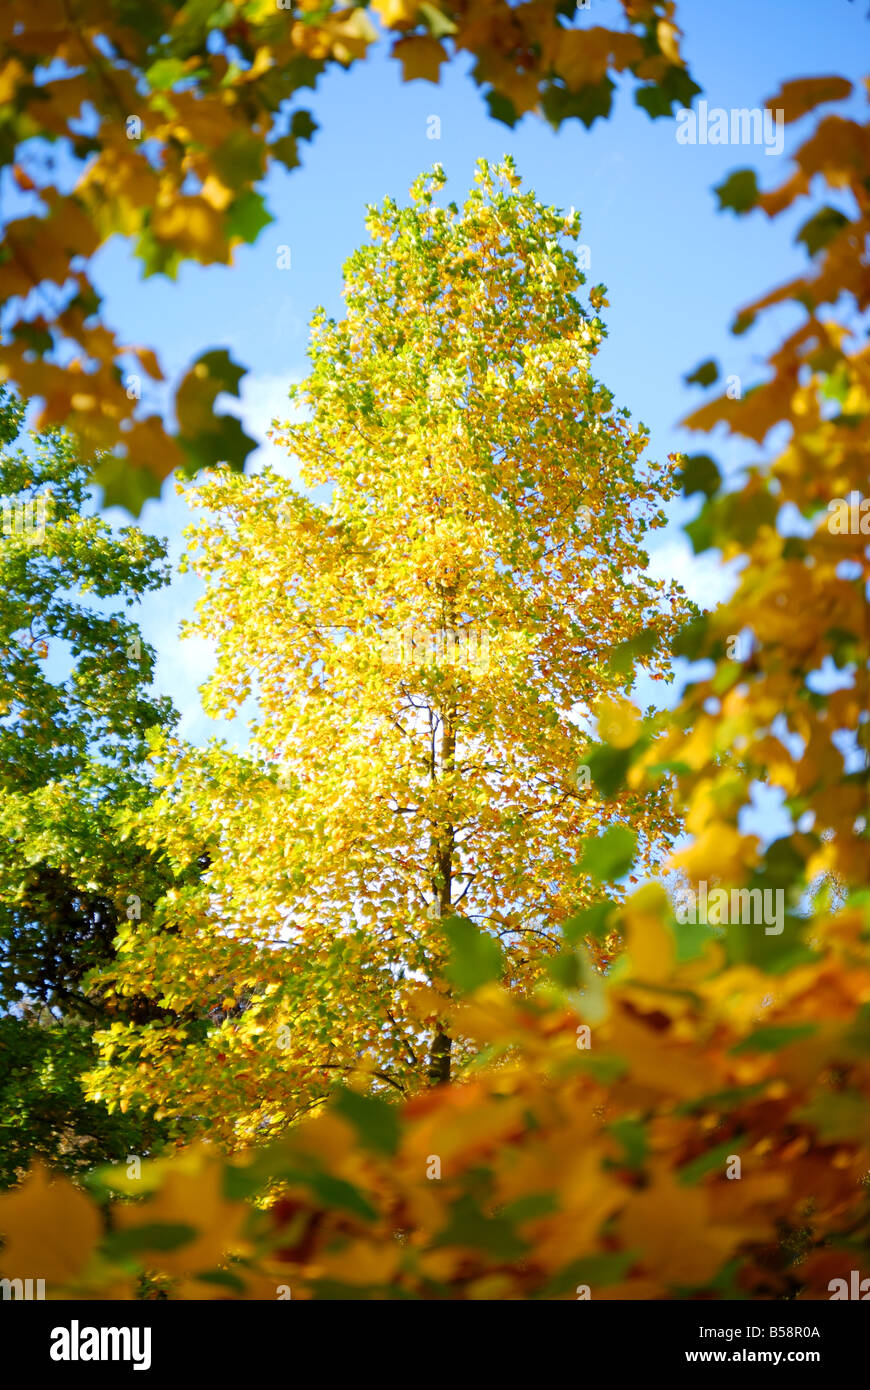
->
[83, 161, 692, 1145]
[0, 390, 188, 1182]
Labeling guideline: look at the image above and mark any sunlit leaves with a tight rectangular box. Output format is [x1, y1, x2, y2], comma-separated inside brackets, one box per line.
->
[0, 1, 698, 508]
[86, 159, 690, 1143]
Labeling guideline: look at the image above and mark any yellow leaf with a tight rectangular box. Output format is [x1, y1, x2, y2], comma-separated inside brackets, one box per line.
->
[656, 20, 682, 66]
[0, 1162, 101, 1285]
[596, 695, 639, 749]
[766, 75, 852, 124]
[393, 36, 447, 84]
[315, 1239, 401, 1285]
[624, 904, 675, 983]
[371, 0, 419, 27]
[151, 198, 228, 263]
[620, 1170, 735, 1285]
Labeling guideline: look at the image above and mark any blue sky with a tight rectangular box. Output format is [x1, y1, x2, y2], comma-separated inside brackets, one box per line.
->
[89, 0, 865, 825]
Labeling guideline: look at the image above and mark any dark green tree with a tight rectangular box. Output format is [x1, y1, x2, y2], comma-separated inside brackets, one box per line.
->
[0, 387, 198, 1184]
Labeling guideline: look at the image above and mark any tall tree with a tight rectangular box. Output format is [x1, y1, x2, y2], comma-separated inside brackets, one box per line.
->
[0, 388, 196, 1182]
[89, 160, 694, 1145]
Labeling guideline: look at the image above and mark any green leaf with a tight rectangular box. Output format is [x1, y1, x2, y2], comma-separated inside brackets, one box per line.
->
[678, 453, 721, 498]
[175, 349, 257, 474]
[269, 136, 301, 172]
[759, 836, 806, 889]
[91, 454, 163, 516]
[731, 308, 756, 336]
[223, 1160, 270, 1202]
[179, 411, 257, 475]
[672, 912, 716, 964]
[714, 169, 759, 214]
[443, 915, 504, 993]
[536, 1251, 634, 1298]
[678, 1138, 744, 1185]
[584, 742, 633, 796]
[608, 1118, 647, 1169]
[796, 206, 849, 257]
[724, 913, 817, 976]
[842, 1004, 870, 1057]
[432, 1194, 527, 1258]
[730, 1024, 816, 1055]
[579, 825, 637, 883]
[291, 1169, 378, 1222]
[635, 67, 702, 120]
[798, 1091, 870, 1143]
[542, 77, 615, 130]
[102, 1222, 198, 1258]
[145, 58, 187, 91]
[332, 1087, 400, 1156]
[685, 510, 715, 554]
[290, 110, 318, 142]
[684, 360, 719, 388]
[174, 347, 244, 428]
[820, 364, 849, 404]
[501, 1193, 558, 1223]
[563, 900, 616, 946]
[711, 662, 742, 697]
[136, 227, 183, 281]
[225, 191, 273, 244]
[485, 91, 519, 129]
[607, 627, 658, 676]
[672, 613, 709, 659]
[676, 1084, 766, 1116]
[212, 131, 265, 191]
[13, 323, 53, 356]
[546, 950, 582, 989]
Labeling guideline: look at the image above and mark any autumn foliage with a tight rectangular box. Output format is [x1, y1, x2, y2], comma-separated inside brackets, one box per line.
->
[0, 40, 867, 1300]
[0, 0, 694, 512]
[78, 160, 691, 1146]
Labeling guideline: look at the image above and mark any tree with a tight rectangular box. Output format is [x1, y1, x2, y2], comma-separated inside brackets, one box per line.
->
[87, 159, 694, 1146]
[0, 1006, 173, 1191]
[3, 71, 865, 1305]
[0, 388, 197, 1181]
[0, 1, 697, 511]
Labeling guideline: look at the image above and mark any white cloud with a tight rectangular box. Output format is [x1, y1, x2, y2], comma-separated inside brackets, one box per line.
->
[647, 535, 739, 612]
[221, 370, 307, 482]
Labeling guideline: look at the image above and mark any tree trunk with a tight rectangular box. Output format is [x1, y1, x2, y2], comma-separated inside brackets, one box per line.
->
[427, 1027, 452, 1085]
[427, 655, 457, 1086]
